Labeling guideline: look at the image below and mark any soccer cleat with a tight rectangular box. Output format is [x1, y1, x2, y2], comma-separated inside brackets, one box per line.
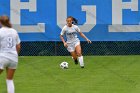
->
[74, 59, 78, 65]
[81, 66, 84, 68]
[72, 57, 78, 65]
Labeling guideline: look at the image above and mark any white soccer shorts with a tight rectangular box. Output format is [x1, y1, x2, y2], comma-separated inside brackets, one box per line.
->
[0, 57, 18, 70]
[67, 40, 80, 52]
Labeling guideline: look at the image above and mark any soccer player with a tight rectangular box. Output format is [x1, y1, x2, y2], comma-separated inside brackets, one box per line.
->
[0, 15, 21, 93]
[60, 16, 92, 68]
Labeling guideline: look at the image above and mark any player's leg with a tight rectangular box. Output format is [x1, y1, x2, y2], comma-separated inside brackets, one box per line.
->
[0, 62, 4, 92]
[6, 68, 16, 93]
[0, 69, 3, 74]
[6, 61, 17, 93]
[6, 68, 16, 79]
[75, 44, 84, 68]
[70, 52, 78, 64]
[67, 43, 78, 64]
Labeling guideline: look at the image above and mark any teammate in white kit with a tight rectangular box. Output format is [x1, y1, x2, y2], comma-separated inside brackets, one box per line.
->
[60, 16, 92, 68]
[0, 15, 21, 93]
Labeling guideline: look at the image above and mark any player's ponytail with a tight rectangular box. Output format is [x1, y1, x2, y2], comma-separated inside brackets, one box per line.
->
[0, 15, 12, 28]
[72, 17, 78, 25]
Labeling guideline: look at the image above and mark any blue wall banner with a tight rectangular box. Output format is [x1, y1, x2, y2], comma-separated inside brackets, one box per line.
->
[0, 0, 140, 41]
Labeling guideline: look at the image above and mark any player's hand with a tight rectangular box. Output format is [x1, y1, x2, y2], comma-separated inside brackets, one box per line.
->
[87, 39, 92, 44]
[64, 42, 68, 48]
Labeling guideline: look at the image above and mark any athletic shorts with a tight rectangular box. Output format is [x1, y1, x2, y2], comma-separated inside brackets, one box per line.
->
[0, 57, 18, 70]
[67, 40, 80, 52]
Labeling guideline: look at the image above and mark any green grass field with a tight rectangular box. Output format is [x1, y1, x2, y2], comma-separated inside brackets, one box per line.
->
[0, 56, 140, 93]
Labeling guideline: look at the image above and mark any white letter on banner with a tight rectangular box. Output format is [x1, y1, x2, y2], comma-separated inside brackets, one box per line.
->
[10, 0, 45, 33]
[57, 0, 96, 32]
[109, 0, 140, 32]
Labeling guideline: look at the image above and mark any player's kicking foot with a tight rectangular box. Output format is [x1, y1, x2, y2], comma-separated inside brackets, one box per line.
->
[72, 57, 78, 65]
[74, 59, 78, 65]
[81, 66, 84, 68]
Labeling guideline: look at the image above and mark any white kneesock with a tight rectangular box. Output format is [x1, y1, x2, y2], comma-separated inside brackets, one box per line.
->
[6, 79, 15, 93]
[78, 56, 84, 67]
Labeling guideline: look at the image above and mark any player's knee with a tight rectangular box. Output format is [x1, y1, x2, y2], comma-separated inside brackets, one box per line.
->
[77, 51, 82, 57]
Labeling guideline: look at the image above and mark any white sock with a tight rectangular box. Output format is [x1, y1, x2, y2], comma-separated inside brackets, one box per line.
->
[6, 79, 15, 93]
[78, 56, 84, 67]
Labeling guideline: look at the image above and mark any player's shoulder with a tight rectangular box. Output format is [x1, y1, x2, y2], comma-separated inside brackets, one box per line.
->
[0, 27, 6, 33]
[62, 25, 68, 30]
[0, 27, 4, 31]
[0, 28, 2, 34]
[72, 24, 79, 28]
[0, 27, 16, 31]
[9, 28, 18, 34]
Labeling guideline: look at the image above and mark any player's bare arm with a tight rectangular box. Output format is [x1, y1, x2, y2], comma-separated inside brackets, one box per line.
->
[79, 32, 92, 44]
[60, 35, 68, 48]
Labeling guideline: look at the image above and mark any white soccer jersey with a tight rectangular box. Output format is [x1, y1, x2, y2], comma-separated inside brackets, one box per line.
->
[60, 24, 81, 43]
[0, 27, 21, 62]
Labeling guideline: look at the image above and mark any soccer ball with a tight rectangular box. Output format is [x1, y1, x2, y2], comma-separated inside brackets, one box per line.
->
[60, 62, 69, 69]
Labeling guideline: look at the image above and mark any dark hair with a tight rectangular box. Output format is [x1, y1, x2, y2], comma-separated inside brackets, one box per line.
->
[0, 15, 12, 28]
[67, 16, 78, 25]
